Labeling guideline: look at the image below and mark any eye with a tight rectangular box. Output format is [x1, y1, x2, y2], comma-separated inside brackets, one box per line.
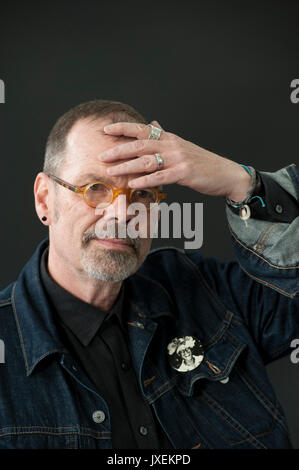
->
[135, 190, 151, 198]
[88, 183, 109, 192]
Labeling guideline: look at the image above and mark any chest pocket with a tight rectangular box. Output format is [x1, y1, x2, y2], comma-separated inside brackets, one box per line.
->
[175, 328, 286, 448]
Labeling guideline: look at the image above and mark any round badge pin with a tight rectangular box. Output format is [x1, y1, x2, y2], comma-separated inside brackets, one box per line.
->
[167, 335, 204, 373]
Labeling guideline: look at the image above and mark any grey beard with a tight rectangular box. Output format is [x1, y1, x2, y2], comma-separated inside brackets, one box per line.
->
[80, 224, 140, 282]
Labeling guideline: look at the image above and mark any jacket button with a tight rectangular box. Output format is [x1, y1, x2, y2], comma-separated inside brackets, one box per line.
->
[275, 204, 283, 214]
[139, 425, 148, 436]
[121, 362, 130, 371]
[92, 410, 106, 424]
[220, 377, 229, 384]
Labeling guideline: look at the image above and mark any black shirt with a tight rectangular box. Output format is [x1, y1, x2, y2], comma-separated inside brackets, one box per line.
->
[40, 247, 172, 449]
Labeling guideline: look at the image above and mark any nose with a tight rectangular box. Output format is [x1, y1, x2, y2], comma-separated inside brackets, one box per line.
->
[102, 191, 134, 225]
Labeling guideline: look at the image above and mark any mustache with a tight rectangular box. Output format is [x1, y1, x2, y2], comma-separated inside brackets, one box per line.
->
[82, 223, 141, 250]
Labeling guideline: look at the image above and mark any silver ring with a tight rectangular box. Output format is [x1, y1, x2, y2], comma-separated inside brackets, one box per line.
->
[148, 124, 162, 140]
[154, 153, 164, 170]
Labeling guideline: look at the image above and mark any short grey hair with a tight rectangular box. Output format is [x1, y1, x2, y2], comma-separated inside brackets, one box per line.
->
[43, 99, 148, 177]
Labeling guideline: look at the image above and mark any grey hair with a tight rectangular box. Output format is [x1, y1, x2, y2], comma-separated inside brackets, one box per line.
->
[43, 99, 148, 177]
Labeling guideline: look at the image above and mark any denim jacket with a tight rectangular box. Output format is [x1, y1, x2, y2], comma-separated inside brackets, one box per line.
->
[0, 165, 298, 449]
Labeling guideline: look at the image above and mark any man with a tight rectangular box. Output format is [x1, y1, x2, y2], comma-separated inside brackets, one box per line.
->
[0, 99, 298, 449]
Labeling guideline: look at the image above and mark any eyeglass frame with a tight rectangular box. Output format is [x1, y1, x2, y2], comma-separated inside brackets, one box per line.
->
[46, 173, 167, 209]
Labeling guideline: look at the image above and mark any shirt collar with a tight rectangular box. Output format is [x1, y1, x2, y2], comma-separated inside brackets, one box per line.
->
[39, 246, 125, 346]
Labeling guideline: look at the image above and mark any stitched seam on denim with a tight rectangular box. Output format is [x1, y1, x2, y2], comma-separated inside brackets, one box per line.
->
[11, 282, 29, 372]
[230, 317, 246, 326]
[255, 223, 277, 252]
[147, 381, 177, 405]
[256, 223, 278, 253]
[195, 394, 271, 446]
[272, 399, 289, 432]
[190, 398, 237, 445]
[201, 393, 267, 448]
[238, 265, 297, 297]
[171, 388, 212, 448]
[182, 343, 244, 396]
[200, 392, 267, 448]
[192, 442, 201, 449]
[0, 425, 111, 435]
[269, 341, 293, 359]
[255, 223, 275, 252]
[230, 228, 299, 269]
[0, 431, 110, 439]
[259, 223, 281, 254]
[197, 311, 234, 353]
[28, 348, 67, 375]
[225, 330, 265, 370]
[144, 376, 156, 387]
[238, 370, 287, 433]
[287, 165, 299, 200]
[146, 375, 178, 400]
[236, 367, 279, 422]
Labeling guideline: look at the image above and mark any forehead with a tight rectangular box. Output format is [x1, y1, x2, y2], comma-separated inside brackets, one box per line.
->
[62, 117, 136, 182]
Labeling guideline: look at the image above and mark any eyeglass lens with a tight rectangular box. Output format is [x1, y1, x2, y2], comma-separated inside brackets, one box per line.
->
[84, 183, 157, 208]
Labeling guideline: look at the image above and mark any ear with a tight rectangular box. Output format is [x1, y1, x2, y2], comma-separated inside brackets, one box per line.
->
[34, 172, 51, 225]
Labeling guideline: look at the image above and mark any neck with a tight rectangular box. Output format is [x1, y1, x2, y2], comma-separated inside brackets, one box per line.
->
[47, 245, 123, 312]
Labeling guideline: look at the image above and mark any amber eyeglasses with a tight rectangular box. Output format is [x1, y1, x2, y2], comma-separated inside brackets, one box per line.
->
[47, 174, 167, 209]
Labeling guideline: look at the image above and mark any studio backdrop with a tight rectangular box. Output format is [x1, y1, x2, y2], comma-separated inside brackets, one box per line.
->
[0, 0, 298, 447]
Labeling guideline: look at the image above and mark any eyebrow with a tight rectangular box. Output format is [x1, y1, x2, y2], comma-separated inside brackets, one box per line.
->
[75, 174, 115, 185]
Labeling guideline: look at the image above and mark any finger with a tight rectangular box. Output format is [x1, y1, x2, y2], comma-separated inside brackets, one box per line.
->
[98, 139, 167, 162]
[128, 167, 179, 189]
[103, 122, 148, 138]
[107, 154, 169, 176]
[104, 121, 167, 141]
[150, 120, 163, 129]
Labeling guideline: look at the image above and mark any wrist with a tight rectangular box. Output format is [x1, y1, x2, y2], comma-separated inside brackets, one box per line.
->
[226, 165, 252, 202]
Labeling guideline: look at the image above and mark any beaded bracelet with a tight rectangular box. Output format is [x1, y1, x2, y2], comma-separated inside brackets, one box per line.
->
[226, 165, 257, 209]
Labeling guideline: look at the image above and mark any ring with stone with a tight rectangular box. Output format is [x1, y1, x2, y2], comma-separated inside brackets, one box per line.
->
[148, 124, 162, 140]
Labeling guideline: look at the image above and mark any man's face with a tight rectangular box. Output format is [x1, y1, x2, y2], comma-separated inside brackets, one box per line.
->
[178, 347, 192, 361]
[47, 117, 155, 283]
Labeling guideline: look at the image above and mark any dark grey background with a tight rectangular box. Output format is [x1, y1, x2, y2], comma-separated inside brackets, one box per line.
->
[0, 0, 298, 447]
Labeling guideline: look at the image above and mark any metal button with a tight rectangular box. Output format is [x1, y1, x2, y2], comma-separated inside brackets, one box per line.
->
[139, 425, 148, 436]
[72, 365, 77, 371]
[275, 204, 283, 214]
[92, 410, 106, 424]
[220, 377, 229, 384]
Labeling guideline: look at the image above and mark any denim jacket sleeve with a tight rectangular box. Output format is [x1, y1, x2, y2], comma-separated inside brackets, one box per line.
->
[226, 164, 299, 298]
[185, 164, 299, 364]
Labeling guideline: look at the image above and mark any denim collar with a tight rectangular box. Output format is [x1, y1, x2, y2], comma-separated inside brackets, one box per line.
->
[11, 238, 175, 376]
